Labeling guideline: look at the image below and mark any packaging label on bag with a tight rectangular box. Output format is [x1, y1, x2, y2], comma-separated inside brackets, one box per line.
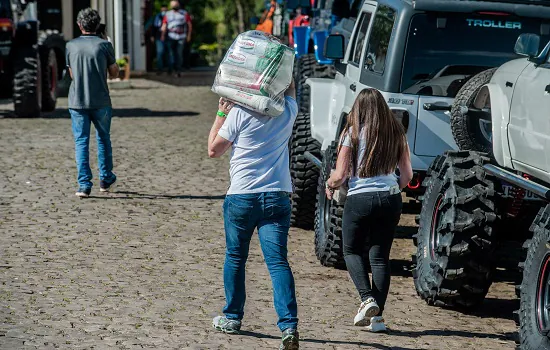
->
[227, 53, 246, 64]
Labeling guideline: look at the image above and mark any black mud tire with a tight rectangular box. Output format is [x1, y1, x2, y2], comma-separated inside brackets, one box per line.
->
[314, 142, 346, 269]
[413, 151, 498, 308]
[517, 205, 550, 350]
[290, 112, 322, 229]
[450, 68, 497, 154]
[289, 54, 335, 229]
[40, 48, 58, 112]
[13, 45, 41, 118]
[295, 53, 336, 113]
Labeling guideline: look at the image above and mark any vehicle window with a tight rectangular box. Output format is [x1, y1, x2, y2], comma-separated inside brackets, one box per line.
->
[348, 12, 372, 66]
[364, 5, 396, 74]
[0, 0, 12, 18]
[401, 13, 550, 97]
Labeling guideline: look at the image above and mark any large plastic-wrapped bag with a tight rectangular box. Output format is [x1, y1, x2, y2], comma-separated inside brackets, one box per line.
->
[212, 30, 294, 117]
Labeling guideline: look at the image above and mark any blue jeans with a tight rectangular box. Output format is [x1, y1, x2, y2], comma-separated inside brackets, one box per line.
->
[69, 107, 116, 190]
[222, 192, 298, 331]
[166, 38, 184, 72]
[155, 38, 166, 71]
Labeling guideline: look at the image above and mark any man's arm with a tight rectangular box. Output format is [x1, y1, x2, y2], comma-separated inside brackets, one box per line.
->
[208, 99, 235, 158]
[186, 13, 193, 42]
[104, 42, 119, 79]
[108, 63, 120, 79]
[160, 16, 168, 41]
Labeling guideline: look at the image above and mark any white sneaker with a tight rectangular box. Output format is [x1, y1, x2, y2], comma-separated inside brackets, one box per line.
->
[365, 316, 387, 333]
[353, 298, 380, 326]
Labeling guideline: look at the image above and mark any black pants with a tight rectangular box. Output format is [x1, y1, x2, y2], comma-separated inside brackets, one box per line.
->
[342, 191, 402, 316]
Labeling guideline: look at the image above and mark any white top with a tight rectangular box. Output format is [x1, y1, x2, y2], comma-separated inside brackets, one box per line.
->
[341, 128, 399, 196]
[218, 96, 298, 195]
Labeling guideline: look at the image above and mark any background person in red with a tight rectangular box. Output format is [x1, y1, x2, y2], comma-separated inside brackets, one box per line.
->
[160, 0, 191, 77]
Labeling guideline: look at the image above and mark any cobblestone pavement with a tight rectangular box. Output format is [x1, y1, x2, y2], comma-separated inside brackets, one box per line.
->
[1, 77, 517, 349]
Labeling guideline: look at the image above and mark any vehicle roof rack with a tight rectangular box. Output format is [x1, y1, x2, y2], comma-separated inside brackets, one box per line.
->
[413, 0, 550, 18]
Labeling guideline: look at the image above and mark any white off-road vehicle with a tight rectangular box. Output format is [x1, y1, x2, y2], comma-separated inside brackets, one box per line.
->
[413, 30, 550, 349]
[290, 0, 550, 271]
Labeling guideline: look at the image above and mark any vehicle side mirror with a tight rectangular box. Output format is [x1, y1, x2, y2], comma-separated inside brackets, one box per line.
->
[324, 34, 345, 60]
[514, 33, 540, 57]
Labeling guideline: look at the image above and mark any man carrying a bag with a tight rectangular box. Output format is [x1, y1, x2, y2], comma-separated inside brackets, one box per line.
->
[208, 79, 300, 350]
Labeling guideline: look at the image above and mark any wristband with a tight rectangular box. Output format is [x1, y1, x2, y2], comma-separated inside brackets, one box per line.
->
[217, 110, 227, 118]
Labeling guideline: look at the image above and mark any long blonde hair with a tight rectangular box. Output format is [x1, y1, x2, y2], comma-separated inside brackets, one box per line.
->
[340, 88, 407, 177]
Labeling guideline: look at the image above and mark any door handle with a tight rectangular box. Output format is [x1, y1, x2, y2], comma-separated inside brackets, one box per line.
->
[423, 103, 451, 111]
[506, 81, 513, 88]
[350, 83, 356, 92]
[545, 84, 550, 93]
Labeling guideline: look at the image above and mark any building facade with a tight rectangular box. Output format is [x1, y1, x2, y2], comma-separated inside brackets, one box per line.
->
[60, 0, 148, 72]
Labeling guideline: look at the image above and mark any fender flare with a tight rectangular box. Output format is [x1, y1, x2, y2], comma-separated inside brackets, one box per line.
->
[483, 82, 512, 168]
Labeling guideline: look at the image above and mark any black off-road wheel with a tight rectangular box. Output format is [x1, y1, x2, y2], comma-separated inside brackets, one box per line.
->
[413, 151, 498, 308]
[290, 112, 322, 229]
[450, 68, 497, 154]
[40, 48, 58, 112]
[13, 45, 41, 118]
[314, 142, 345, 269]
[289, 54, 335, 229]
[517, 205, 550, 350]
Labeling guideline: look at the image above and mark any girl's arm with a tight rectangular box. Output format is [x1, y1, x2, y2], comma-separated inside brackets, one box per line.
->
[398, 142, 413, 190]
[325, 145, 351, 199]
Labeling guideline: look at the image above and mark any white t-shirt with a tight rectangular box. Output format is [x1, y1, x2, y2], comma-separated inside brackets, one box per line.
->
[218, 96, 298, 195]
[341, 128, 399, 196]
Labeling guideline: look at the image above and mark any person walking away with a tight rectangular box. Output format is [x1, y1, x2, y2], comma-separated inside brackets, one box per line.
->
[161, 0, 189, 77]
[66, 8, 119, 198]
[208, 80, 300, 350]
[151, 5, 168, 73]
[325, 88, 413, 332]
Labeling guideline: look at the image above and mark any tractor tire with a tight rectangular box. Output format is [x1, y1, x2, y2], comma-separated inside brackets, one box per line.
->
[295, 53, 336, 113]
[290, 112, 322, 229]
[314, 141, 346, 269]
[413, 150, 498, 308]
[40, 48, 58, 112]
[450, 68, 497, 154]
[516, 205, 550, 350]
[13, 45, 41, 118]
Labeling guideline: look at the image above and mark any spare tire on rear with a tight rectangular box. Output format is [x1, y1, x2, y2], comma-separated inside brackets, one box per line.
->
[450, 68, 497, 154]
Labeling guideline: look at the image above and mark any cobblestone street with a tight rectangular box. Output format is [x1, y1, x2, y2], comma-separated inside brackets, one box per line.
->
[1, 76, 517, 349]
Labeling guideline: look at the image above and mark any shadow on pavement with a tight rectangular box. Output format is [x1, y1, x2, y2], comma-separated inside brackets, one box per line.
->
[88, 191, 225, 200]
[239, 330, 404, 349]
[0, 108, 200, 119]
[389, 328, 515, 341]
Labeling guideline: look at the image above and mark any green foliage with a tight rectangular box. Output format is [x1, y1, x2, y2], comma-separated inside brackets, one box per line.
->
[153, 0, 265, 65]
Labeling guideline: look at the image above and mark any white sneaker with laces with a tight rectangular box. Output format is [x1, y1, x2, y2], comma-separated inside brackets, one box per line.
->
[365, 316, 387, 333]
[353, 298, 380, 326]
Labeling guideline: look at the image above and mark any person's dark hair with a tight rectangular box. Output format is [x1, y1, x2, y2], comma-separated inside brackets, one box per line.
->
[339, 88, 407, 178]
[77, 8, 101, 33]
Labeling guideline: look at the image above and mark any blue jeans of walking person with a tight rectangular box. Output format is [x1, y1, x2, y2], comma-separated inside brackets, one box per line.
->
[222, 191, 298, 331]
[69, 107, 116, 191]
[166, 38, 184, 73]
[155, 38, 166, 71]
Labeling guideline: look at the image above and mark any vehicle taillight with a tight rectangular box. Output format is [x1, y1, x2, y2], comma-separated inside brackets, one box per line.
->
[0, 19, 14, 35]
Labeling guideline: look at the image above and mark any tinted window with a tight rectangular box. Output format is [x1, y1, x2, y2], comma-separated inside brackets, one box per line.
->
[0, 0, 12, 18]
[401, 13, 550, 97]
[349, 12, 372, 65]
[364, 5, 396, 74]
